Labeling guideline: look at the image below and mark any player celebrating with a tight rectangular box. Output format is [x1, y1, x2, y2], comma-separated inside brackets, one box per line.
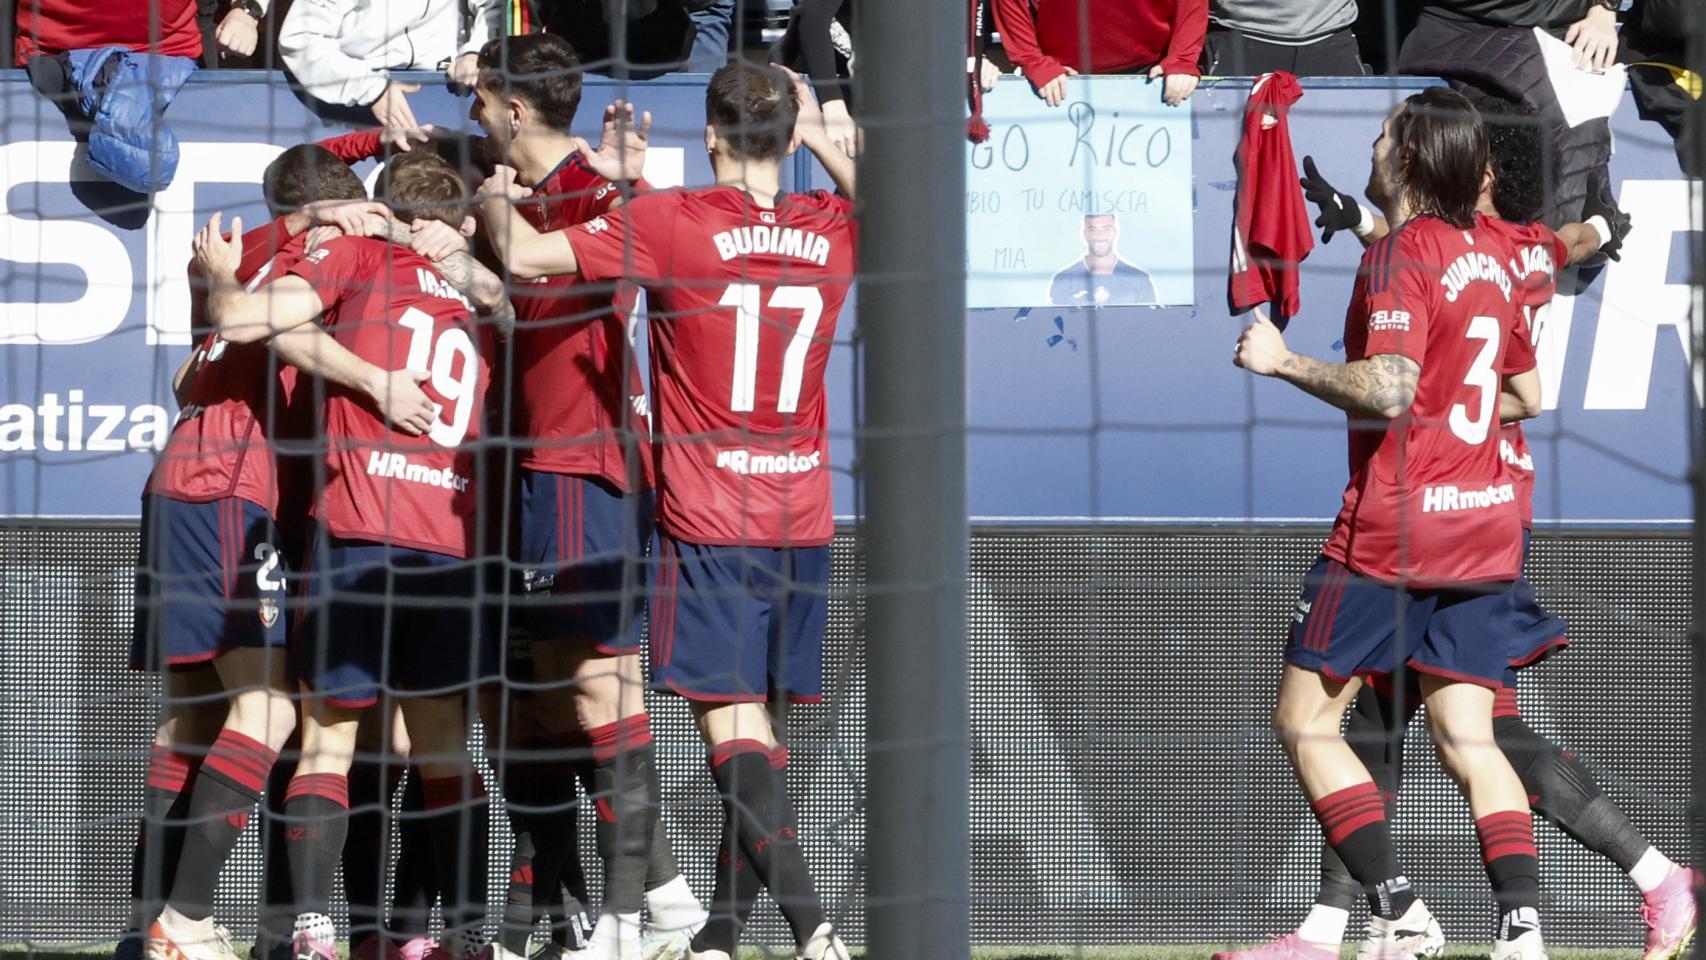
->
[1232, 88, 1548, 959]
[1225, 99, 1695, 960]
[193, 155, 502, 960]
[455, 32, 706, 960]
[134, 149, 440, 960]
[477, 61, 856, 960]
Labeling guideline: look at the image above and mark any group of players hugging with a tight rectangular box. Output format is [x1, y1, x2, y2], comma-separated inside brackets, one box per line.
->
[1221, 88, 1693, 960]
[119, 27, 1697, 960]
[126, 33, 853, 960]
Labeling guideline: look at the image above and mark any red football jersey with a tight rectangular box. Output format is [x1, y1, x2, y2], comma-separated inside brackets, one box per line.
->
[1320, 214, 1525, 586]
[511, 153, 652, 490]
[1229, 71, 1312, 321]
[565, 186, 857, 547]
[147, 217, 303, 513]
[286, 237, 494, 559]
[1484, 218, 1567, 530]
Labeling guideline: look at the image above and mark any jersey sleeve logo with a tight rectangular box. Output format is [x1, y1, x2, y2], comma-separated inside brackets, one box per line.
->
[584, 217, 610, 234]
[1369, 309, 1410, 332]
[304, 247, 331, 264]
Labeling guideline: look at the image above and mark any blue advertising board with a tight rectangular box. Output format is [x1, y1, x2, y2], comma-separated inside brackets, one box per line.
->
[0, 71, 1695, 525]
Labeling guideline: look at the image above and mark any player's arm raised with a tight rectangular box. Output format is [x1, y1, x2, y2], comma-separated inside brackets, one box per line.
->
[786, 67, 856, 200]
[1234, 307, 1419, 419]
[476, 166, 579, 280]
[197, 214, 327, 343]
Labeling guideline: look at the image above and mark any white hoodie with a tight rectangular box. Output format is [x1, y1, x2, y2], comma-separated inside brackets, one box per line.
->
[280, 0, 502, 107]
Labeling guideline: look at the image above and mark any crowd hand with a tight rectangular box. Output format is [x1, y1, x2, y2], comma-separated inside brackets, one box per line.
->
[305, 199, 390, 238]
[572, 100, 652, 182]
[818, 98, 860, 158]
[976, 57, 1003, 92]
[215, 7, 259, 58]
[193, 212, 244, 286]
[371, 369, 436, 437]
[1564, 5, 1618, 72]
[410, 219, 468, 261]
[371, 81, 428, 150]
[1148, 65, 1199, 106]
[1298, 156, 1363, 243]
[1035, 65, 1077, 107]
[1233, 306, 1289, 376]
[446, 52, 480, 90]
[475, 165, 528, 204]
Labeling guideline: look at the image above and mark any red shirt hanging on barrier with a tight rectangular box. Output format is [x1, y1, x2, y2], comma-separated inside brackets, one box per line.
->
[1230, 71, 1314, 324]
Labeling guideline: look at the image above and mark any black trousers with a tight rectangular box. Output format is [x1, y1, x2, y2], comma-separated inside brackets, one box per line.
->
[1201, 25, 1367, 77]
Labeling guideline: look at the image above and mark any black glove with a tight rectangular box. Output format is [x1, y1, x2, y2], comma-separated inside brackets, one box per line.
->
[1299, 155, 1363, 244]
[1579, 168, 1632, 262]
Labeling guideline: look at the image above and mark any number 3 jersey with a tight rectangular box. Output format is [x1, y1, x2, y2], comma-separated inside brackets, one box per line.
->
[286, 236, 493, 559]
[565, 186, 857, 547]
[1321, 214, 1530, 587]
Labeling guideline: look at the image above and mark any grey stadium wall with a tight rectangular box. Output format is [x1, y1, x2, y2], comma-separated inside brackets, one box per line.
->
[0, 521, 1689, 948]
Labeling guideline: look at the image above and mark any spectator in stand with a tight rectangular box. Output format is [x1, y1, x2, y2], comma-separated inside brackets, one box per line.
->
[15, 0, 203, 192]
[280, 0, 501, 149]
[776, 0, 858, 157]
[994, 0, 1207, 108]
[201, 0, 283, 69]
[13, 0, 201, 64]
[1395, 0, 1625, 229]
[1203, 0, 1366, 76]
[1402, 0, 1620, 74]
[686, 0, 736, 71]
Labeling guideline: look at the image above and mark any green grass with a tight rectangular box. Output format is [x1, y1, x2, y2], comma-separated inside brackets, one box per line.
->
[0, 947, 1648, 960]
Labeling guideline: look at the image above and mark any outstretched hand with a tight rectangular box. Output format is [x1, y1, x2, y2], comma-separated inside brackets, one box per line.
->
[574, 99, 652, 183]
[1299, 156, 1363, 244]
[194, 212, 244, 285]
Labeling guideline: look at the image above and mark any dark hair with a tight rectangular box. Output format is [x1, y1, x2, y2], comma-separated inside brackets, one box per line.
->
[705, 61, 798, 163]
[375, 154, 469, 228]
[477, 33, 582, 130]
[262, 144, 367, 216]
[1471, 94, 1552, 223]
[1392, 87, 1488, 229]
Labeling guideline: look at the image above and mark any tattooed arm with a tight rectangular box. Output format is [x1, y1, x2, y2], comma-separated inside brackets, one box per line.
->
[380, 220, 517, 337]
[1272, 352, 1420, 419]
[1234, 309, 1420, 419]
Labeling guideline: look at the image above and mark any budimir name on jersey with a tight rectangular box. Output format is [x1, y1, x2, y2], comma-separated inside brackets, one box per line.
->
[712, 224, 832, 266]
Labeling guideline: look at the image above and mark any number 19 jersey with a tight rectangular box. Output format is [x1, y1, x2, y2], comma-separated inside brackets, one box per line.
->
[1321, 214, 1525, 586]
[565, 186, 857, 547]
[285, 237, 493, 559]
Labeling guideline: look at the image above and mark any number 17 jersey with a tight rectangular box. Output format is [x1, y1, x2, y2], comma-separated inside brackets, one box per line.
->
[565, 186, 857, 547]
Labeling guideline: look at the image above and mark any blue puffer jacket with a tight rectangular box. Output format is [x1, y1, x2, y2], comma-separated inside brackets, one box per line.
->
[66, 47, 197, 194]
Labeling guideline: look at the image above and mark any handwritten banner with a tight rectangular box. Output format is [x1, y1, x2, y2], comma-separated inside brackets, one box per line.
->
[966, 76, 1195, 309]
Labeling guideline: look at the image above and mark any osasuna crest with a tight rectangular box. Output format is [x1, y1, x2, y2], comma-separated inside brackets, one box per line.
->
[258, 596, 280, 629]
